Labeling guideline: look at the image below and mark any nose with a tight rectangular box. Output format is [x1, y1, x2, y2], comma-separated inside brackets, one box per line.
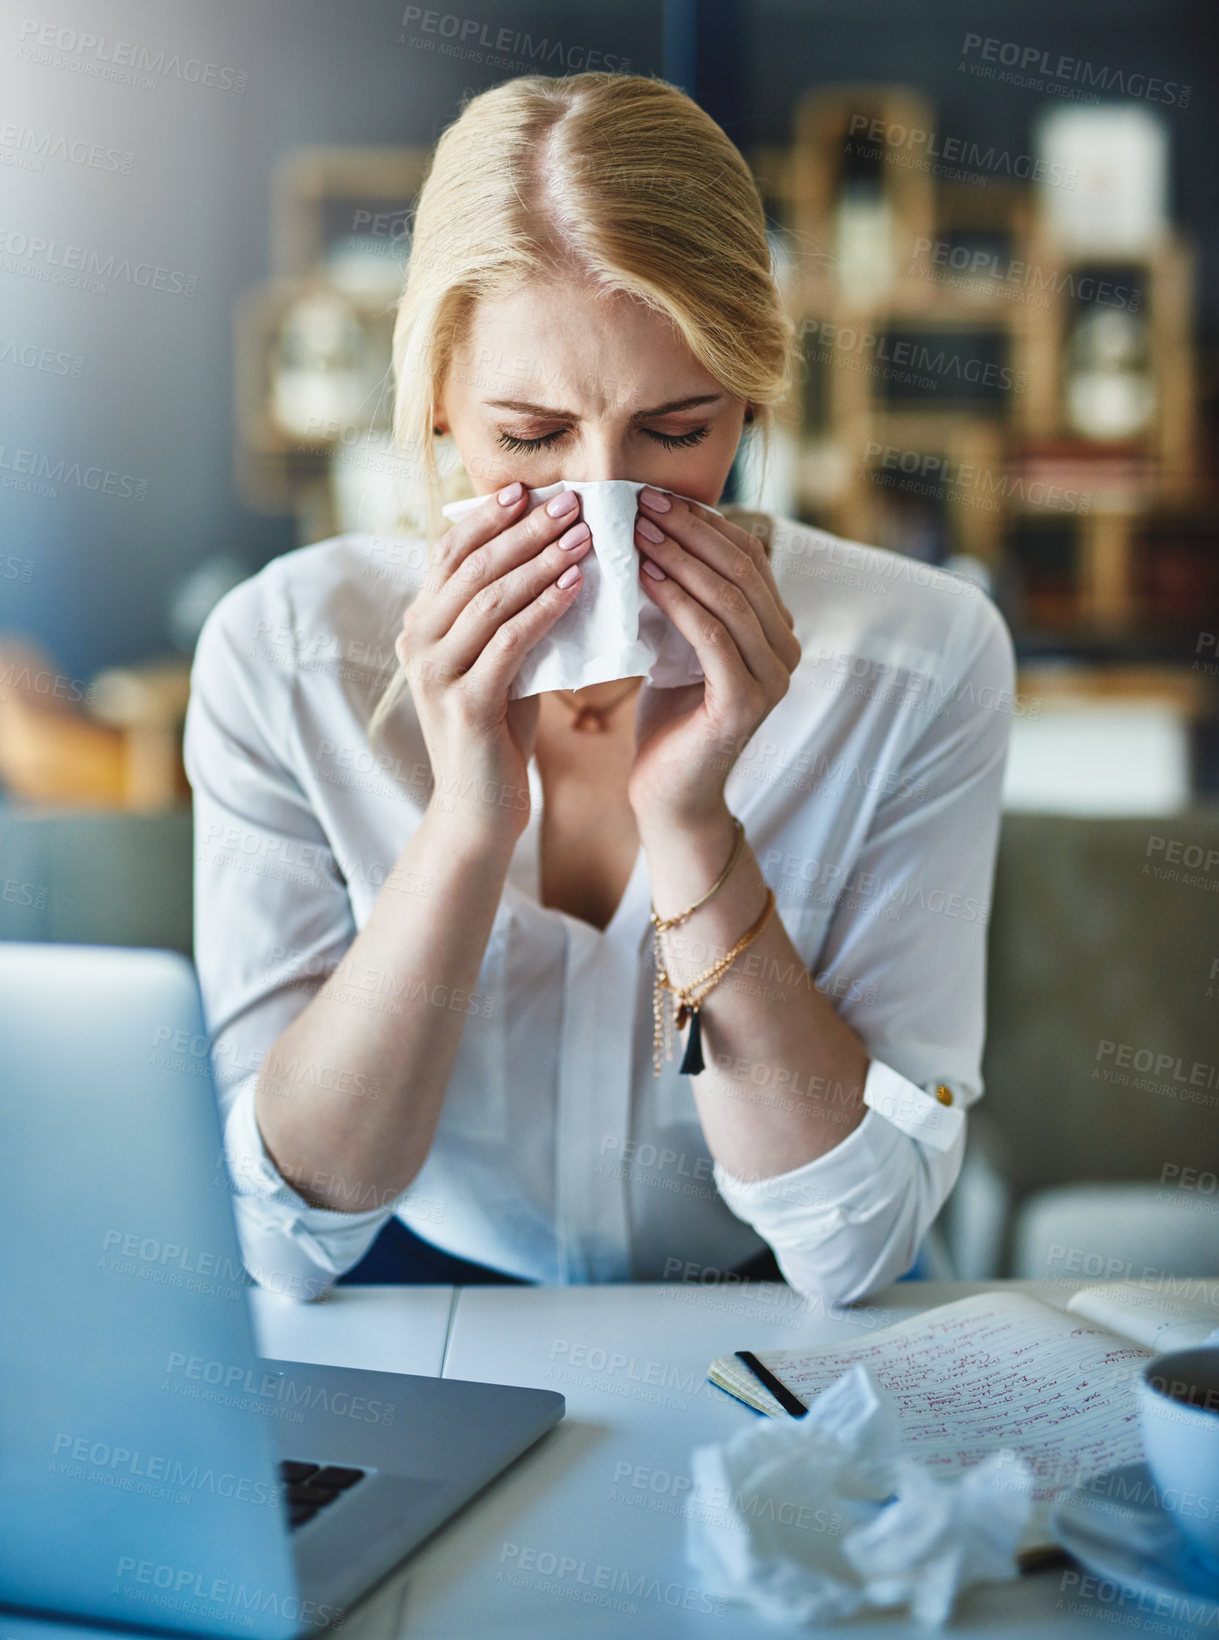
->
[566, 429, 637, 484]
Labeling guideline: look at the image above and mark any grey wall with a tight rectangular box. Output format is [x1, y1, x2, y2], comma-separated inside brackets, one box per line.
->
[0, 0, 658, 677]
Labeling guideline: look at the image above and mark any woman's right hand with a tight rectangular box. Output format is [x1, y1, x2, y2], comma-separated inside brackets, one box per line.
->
[395, 481, 591, 844]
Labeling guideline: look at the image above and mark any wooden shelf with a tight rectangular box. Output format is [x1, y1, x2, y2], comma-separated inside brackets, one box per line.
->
[749, 88, 1203, 641]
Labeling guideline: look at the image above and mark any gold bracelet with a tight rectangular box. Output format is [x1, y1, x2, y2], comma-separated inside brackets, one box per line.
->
[648, 814, 745, 1077]
[649, 816, 745, 935]
[652, 887, 776, 1078]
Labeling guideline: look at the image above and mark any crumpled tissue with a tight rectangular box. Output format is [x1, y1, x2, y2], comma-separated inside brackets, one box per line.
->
[440, 479, 721, 699]
[686, 1362, 1036, 1627]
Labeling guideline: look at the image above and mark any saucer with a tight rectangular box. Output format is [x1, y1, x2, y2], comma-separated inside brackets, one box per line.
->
[1051, 1460, 1219, 1611]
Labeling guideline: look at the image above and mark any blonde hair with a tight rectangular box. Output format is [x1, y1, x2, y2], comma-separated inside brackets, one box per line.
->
[367, 70, 796, 751]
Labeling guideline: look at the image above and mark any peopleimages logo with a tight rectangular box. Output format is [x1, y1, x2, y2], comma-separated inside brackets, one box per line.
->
[114, 1559, 340, 1627]
[51, 1434, 279, 1507]
[0, 444, 147, 500]
[0, 230, 197, 297]
[15, 20, 248, 92]
[101, 1230, 244, 1281]
[960, 33, 1190, 108]
[164, 1352, 396, 1426]
[397, 7, 631, 73]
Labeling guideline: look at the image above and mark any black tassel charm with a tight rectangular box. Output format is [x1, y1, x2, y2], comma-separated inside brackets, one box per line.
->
[677, 1005, 704, 1075]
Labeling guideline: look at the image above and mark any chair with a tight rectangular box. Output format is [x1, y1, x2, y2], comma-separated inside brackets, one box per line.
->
[0, 802, 193, 953]
[1010, 1182, 1219, 1283]
[943, 807, 1219, 1280]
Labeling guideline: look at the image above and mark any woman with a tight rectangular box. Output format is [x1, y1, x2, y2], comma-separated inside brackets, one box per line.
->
[184, 72, 1015, 1307]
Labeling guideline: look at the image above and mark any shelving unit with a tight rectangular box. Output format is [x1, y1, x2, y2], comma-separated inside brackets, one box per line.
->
[750, 85, 1213, 648]
[227, 126, 1218, 785]
[234, 145, 430, 541]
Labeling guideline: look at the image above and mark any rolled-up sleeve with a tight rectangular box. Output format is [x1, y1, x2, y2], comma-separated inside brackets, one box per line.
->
[714, 589, 1016, 1306]
[182, 565, 404, 1300]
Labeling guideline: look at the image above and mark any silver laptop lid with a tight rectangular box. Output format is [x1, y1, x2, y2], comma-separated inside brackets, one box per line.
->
[0, 942, 302, 1640]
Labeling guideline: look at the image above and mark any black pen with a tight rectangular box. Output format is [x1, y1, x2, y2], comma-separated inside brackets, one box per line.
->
[736, 1350, 809, 1418]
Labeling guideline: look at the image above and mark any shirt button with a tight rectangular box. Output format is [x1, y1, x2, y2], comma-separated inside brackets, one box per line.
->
[935, 1084, 953, 1106]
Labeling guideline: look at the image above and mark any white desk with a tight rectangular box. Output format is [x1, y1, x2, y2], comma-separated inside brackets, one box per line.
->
[249, 1284, 455, 1378]
[250, 1277, 1162, 1638]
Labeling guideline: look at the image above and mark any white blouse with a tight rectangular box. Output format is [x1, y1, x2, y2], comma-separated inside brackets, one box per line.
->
[182, 511, 1016, 1307]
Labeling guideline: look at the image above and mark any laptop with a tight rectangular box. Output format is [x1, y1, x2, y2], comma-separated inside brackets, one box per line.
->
[0, 941, 564, 1639]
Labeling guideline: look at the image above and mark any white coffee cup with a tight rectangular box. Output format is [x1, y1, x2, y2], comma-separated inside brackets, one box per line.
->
[1138, 1348, 1219, 1570]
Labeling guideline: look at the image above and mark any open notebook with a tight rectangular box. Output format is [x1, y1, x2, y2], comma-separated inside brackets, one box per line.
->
[709, 1281, 1219, 1566]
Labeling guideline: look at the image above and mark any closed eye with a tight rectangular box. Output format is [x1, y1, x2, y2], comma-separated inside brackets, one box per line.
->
[496, 426, 711, 454]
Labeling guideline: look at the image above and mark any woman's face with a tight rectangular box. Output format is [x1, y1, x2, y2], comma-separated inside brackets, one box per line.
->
[435, 280, 749, 505]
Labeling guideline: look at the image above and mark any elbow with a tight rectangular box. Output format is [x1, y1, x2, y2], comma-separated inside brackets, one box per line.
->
[230, 1200, 344, 1303]
[243, 1258, 335, 1304]
[762, 1164, 953, 1311]
[767, 1226, 918, 1312]
[714, 1115, 965, 1312]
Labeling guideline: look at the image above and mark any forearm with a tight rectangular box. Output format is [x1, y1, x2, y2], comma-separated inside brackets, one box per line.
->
[639, 799, 870, 1183]
[254, 803, 516, 1210]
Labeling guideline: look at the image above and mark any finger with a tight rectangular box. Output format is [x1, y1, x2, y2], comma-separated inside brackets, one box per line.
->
[461, 560, 586, 707]
[640, 493, 801, 668]
[635, 514, 792, 695]
[637, 557, 762, 718]
[727, 507, 794, 627]
[438, 519, 591, 679]
[646, 491, 797, 641]
[415, 487, 584, 643]
[425, 481, 528, 593]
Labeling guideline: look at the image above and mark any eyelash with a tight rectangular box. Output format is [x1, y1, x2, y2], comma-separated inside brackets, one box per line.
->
[496, 425, 711, 454]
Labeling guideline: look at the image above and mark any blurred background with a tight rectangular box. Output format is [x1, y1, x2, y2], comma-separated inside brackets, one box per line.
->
[1, 0, 1216, 1282]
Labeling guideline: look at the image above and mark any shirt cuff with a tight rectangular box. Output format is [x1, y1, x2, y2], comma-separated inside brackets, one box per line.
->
[220, 1073, 399, 1301]
[862, 1058, 967, 1153]
[712, 1056, 966, 1250]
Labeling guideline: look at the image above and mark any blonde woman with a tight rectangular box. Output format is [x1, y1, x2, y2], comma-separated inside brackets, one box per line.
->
[184, 72, 1015, 1307]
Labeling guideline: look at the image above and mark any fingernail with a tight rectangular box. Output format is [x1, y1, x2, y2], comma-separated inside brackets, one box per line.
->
[641, 558, 667, 580]
[559, 521, 590, 549]
[556, 563, 582, 589]
[636, 516, 665, 544]
[546, 489, 578, 517]
[640, 487, 671, 511]
[497, 481, 523, 504]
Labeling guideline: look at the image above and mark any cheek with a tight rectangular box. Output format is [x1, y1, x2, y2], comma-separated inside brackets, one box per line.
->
[455, 443, 513, 490]
[675, 433, 739, 506]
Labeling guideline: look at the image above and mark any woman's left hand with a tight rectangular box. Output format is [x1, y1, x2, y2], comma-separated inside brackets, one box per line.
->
[627, 487, 802, 829]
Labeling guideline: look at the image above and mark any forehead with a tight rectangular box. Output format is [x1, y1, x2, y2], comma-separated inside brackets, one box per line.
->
[451, 281, 716, 412]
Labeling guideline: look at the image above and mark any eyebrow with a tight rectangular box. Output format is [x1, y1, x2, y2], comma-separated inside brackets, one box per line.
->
[483, 393, 726, 419]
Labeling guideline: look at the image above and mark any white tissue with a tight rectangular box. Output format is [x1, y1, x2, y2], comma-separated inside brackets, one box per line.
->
[686, 1363, 1035, 1627]
[440, 479, 720, 699]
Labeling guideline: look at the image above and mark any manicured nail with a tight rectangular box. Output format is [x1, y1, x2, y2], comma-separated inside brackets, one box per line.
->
[556, 563, 582, 589]
[640, 487, 671, 511]
[636, 516, 665, 544]
[546, 489, 578, 517]
[498, 481, 523, 504]
[559, 521, 590, 549]
[641, 558, 666, 580]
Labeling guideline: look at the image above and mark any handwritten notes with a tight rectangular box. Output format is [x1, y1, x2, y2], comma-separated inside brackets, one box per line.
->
[724, 1293, 1153, 1551]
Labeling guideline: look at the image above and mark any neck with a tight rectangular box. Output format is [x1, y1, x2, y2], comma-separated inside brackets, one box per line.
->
[548, 677, 642, 710]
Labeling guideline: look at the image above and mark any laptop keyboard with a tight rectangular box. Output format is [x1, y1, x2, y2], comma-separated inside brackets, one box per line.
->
[279, 1460, 368, 1529]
